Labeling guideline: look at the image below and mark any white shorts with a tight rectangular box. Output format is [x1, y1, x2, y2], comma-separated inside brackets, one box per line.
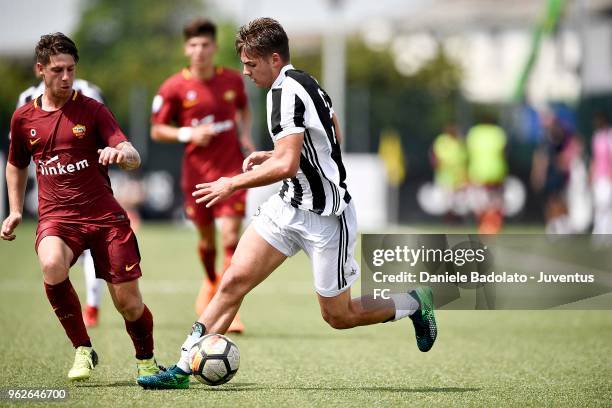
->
[252, 194, 360, 297]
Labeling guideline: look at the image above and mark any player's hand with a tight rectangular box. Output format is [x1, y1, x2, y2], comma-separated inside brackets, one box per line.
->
[1, 212, 22, 241]
[97, 147, 126, 166]
[242, 151, 271, 172]
[191, 124, 216, 147]
[193, 177, 234, 208]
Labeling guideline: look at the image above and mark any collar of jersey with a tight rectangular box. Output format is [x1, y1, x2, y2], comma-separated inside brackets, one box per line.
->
[182, 66, 223, 81]
[34, 90, 78, 110]
[271, 64, 295, 89]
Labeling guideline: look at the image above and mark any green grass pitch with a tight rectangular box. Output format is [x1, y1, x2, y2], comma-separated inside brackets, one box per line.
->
[0, 222, 611, 407]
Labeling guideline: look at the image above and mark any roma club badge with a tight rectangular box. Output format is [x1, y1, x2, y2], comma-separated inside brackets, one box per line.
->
[72, 124, 87, 139]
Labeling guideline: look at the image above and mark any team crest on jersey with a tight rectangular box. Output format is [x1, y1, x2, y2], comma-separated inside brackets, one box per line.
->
[183, 90, 199, 108]
[223, 90, 236, 102]
[72, 124, 86, 139]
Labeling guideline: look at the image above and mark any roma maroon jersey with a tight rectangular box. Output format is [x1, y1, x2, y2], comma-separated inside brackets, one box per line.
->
[151, 67, 247, 190]
[9, 90, 129, 224]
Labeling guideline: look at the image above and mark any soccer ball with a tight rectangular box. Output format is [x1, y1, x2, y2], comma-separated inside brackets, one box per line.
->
[189, 334, 240, 386]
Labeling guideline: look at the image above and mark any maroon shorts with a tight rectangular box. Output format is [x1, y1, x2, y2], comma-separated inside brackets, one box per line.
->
[35, 220, 142, 284]
[182, 187, 247, 227]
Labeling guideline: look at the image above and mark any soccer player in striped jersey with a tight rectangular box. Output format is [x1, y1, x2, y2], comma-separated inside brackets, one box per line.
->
[150, 18, 253, 333]
[138, 18, 437, 389]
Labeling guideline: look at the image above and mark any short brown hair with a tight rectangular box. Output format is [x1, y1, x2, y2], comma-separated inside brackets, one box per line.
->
[235, 17, 290, 61]
[35, 32, 79, 65]
[183, 18, 217, 41]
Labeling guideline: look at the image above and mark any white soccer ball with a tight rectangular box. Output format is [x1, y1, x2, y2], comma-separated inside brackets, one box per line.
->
[189, 334, 240, 386]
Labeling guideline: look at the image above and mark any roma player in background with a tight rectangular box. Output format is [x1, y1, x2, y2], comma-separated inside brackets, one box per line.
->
[151, 18, 253, 333]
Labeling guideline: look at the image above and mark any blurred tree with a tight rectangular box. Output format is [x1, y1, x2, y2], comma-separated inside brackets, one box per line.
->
[72, 0, 239, 125]
[292, 37, 463, 181]
[0, 59, 34, 151]
[294, 38, 463, 147]
[345, 39, 463, 143]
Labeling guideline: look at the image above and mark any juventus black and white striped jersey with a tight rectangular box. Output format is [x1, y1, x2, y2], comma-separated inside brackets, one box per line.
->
[266, 64, 351, 216]
[16, 79, 104, 108]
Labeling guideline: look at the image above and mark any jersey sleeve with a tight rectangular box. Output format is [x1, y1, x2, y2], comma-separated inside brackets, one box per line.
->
[271, 79, 306, 141]
[95, 104, 128, 147]
[151, 80, 179, 125]
[7, 112, 31, 168]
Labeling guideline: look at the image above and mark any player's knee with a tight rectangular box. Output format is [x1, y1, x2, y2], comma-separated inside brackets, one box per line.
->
[321, 309, 353, 330]
[39, 255, 69, 280]
[114, 297, 143, 320]
[221, 233, 239, 249]
[217, 269, 250, 299]
[198, 239, 215, 252]
[220, 220, 241, 244]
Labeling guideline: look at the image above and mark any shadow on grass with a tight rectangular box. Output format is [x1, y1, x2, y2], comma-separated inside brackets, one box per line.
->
[76, 381, 140, 388]
[207, 384, 482, 393]
[90, 325, 367, 341]
[237, 332, 380, 340]
[77, 382, 480, 394]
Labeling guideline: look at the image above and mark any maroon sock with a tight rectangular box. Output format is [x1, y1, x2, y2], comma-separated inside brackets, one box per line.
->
[223, 244, 237, 272]
[124, 305, 154, 360]
[44, 278, 91, 348]
[198, 242, 217, 282]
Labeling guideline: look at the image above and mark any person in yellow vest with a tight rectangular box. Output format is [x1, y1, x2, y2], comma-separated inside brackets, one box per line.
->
[466, 117, 508, 234]
[432, 124, 467, 191]
[431, 124, 468, 219]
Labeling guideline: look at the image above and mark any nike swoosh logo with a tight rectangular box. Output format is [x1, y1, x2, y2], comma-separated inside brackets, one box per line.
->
[125, 262, 139, 271]
[30, 138, 41, 145]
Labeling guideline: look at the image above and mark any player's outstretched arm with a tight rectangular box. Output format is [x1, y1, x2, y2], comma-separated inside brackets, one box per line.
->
[97, 141, 141, 171]
[193, 133, 303, 207]
[151, 123, 216, 146]
[1, 163, 28, 241]
[242, 150, 273, 172]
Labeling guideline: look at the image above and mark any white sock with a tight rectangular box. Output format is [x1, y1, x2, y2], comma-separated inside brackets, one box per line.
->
[83, 250, 104, 307]
[390, 293, 419, 321]
[176, 333, 202, 373]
